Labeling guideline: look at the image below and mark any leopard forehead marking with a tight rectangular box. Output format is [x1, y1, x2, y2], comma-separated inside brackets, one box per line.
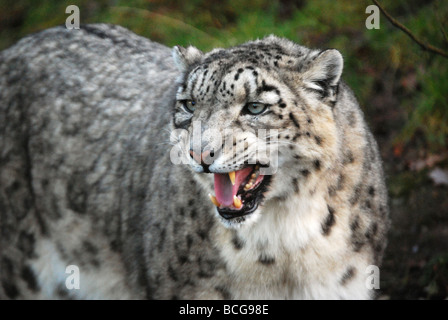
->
[179, 40, 314, 105]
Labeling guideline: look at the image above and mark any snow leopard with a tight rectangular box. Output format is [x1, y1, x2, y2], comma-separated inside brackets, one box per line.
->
[0, 24, 389, 300]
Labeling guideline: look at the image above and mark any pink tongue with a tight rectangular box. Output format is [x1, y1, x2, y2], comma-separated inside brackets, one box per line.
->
[214, 167, 253, 207]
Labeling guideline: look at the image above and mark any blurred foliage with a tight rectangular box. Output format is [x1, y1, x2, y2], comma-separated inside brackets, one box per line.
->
[422, 253, 448, 299]
[0, 0, 447, 151]
[1, 0, 447, 300]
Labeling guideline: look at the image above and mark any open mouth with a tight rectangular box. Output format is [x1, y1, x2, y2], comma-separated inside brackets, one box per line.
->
[208, 164, 271, 220]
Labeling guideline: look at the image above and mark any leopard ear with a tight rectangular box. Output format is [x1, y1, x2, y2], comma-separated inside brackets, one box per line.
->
[301, 49, 343, 95]
[172, 45, 203, 71]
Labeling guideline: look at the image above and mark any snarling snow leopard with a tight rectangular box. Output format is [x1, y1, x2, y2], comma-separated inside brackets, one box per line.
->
[0, 24, 389, 300]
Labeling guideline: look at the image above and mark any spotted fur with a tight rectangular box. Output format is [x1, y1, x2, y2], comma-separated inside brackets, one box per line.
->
[0, 24, 389, 300]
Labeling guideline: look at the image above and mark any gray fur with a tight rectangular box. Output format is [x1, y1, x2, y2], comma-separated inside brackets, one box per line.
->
[0, 24, 389, 299]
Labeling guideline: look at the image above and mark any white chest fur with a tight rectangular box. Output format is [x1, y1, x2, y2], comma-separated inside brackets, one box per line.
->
[215, 191, 371, 299]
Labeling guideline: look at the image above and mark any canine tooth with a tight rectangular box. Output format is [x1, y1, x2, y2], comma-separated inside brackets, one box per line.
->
[233, 196, 242, 209]
[229, 171, 236, 185]
[208, 194, 220, 207]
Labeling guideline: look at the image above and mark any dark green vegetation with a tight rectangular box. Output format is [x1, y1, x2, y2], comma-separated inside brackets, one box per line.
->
[1, 0, 447, 299]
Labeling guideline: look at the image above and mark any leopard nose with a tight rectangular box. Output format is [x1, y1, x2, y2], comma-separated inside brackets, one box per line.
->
[189, 149, 217, 173]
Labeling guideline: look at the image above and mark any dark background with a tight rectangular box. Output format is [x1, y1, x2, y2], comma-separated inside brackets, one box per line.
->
[1, 0, 447, 299]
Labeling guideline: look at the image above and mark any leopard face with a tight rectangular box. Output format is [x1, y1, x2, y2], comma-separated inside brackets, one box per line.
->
[171, 36, 343, 227]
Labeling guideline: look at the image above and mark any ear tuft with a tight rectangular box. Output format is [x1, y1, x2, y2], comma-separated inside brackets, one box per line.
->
[302, 49, 343, 93]
[172, 45, 203, 71]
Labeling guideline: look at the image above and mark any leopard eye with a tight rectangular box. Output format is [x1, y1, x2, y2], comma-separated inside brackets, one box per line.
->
[244, 102, 267, 115]
[181, 100, 196, 113]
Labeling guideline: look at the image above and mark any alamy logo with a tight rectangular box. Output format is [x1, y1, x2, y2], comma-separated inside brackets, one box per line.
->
[365, 265, 380, 289]
[65, 265, 80, 290]
[65, 5, 80, 30]
[365, 5, 380, 30]
[169, 121, 279, 175]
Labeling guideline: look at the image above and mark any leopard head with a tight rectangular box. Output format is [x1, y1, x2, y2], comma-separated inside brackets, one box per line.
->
[170, 36, 343, 228]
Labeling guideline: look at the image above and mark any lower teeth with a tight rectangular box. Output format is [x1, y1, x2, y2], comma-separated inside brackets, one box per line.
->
[244, 168, 260, 190]
[233, 195, 242, 209]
